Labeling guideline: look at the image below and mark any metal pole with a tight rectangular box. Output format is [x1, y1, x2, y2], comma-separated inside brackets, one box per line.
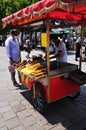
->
[46, 15, 50, 103]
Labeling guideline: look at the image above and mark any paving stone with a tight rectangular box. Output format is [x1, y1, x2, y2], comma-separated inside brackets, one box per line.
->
[17, 109, 31, 119]
[11, 124, 26, 130]
[5, 117, 21, 129]
[62, 120, 73, 129]
[20, 100, 30, 106]
[13, 104, 26, 113]
[43, 108, 66, 125]
[0, 127, 8, 130]
[7, 84, 16, 90]
[3, 93, 19, 102]
[62, 99, 86, 114]
[14, 92, 26, 101]
[0, 105, 12, 114]
[0, 97, 6, 102]
[21, 116, 36, 127]
[0, 117, 3, 122]
[0, 120, 5, 128]
[68, 122, 86, 130]
[3, 111, 16, 121]
[0, 115, 2, 118]
[76, 95, 86, 106]
[43, 123, 57, 130]
[68, 111, 86, 123]
[0, 89, 10, 95]
[0, 101, 8, 107]
[79, 118, 86, 126]
[9, 100, 20, 107]
[49, 123, 66, 130]
[52, 103, 74, 119]
[30, 109, 48, 126]
[26, 104, 34, 110]
[26, 123, 43, 130]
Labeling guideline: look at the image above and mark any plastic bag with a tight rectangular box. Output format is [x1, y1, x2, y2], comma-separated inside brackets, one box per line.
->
[8, 65, 15, 72]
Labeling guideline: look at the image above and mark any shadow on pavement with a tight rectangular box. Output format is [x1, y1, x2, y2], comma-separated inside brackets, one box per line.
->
[20, 87, 86, 130]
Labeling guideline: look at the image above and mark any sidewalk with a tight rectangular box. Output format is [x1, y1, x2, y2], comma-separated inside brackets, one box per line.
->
[0, 47, 86, 130]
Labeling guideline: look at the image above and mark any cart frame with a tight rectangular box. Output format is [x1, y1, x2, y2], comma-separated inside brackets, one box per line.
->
[2, 0, 86, 112]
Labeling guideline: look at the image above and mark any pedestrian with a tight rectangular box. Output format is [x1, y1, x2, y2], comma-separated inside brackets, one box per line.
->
[84, 37, 86, 53]
[5, 29, 21, 87]
[25, 35, 34, 58]
[75, 37, 81, 61]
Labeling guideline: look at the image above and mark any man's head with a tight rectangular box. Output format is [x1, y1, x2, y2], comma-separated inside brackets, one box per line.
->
[53, 37, 60, 47]
[10, 29, 18, 36]
[50, 34, 59, 42]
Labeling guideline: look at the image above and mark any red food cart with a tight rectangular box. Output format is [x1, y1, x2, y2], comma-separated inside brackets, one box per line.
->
[2, 0, 86, 112]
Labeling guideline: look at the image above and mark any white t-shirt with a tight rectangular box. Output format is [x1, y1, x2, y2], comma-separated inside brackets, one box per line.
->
[55, 41, 67, 62]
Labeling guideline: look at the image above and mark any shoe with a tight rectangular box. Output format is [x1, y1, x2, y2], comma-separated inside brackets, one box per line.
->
[13, 82, 20, 87]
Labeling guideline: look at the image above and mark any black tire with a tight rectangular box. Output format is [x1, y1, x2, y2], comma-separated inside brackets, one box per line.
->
[68, 92, 80, 99]
[30, 82, 47, 113]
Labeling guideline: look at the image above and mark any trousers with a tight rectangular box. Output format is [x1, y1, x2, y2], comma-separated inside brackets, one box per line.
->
[10, 71, 16, 84]
[10, 71, 21, 84]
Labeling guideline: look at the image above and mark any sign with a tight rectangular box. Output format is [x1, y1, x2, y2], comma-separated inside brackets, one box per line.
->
[41, 33, 47, 47]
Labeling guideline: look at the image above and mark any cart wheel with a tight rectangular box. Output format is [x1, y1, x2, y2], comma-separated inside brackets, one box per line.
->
[68, 92, 80, 99]
[30, 82, 47, 113]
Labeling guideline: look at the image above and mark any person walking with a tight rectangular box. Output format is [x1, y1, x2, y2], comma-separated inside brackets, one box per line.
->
[75, 37, 81, 61]
[5, 29, 21, 87]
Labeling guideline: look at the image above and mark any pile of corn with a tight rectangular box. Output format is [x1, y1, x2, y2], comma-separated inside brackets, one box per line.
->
[17, 60, 47, 79]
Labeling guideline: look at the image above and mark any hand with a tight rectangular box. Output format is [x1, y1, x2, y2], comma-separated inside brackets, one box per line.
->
[9, 59, 13, 65]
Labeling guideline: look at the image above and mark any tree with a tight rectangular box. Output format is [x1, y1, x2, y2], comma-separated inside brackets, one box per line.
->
[83, 27, 86, 37]
[0, 0, 39, 34]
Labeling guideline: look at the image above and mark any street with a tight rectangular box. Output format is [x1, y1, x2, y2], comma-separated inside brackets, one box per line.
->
[0, 46, 86, 130]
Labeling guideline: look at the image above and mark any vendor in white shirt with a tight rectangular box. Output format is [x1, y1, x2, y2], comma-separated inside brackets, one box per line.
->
[50, 37, 67, 63]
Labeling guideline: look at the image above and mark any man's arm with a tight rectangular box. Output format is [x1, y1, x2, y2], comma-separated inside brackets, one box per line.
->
[5, 40, 13, 65]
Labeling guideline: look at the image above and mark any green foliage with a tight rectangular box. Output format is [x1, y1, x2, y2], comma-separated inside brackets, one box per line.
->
[0, 0, 39, 34]
[83, 27, 86, 37]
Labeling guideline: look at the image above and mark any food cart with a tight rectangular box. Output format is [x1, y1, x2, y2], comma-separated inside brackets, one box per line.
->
[2, 0, 86, 112]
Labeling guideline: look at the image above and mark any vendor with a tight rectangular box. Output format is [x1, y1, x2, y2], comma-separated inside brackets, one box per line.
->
[50, 37, 67, 63]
